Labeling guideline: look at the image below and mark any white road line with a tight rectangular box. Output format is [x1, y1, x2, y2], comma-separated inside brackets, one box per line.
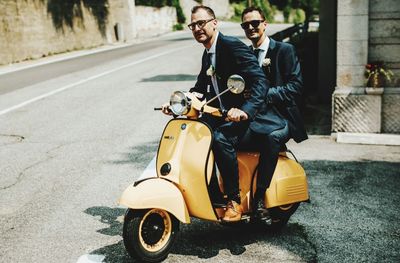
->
[76, 254, 105, 263]
[137, 155, 157, 181]
[0, 44, 194, 117]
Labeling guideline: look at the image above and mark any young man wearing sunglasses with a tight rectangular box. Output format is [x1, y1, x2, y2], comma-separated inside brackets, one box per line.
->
[238, 6, 308, 222]
[179, 5, 269, 222]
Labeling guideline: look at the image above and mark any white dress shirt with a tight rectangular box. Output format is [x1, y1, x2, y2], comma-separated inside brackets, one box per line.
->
[253, 36, 270, 67]
[206, 31, 224, 109]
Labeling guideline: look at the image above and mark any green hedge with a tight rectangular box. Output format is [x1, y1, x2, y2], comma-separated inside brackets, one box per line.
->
[229, 0, 275, 22]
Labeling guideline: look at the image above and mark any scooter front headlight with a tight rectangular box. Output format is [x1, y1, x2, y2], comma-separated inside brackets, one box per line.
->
[169, 91, 190, 116]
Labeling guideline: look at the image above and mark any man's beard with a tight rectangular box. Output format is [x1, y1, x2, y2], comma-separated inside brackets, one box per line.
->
[195, 33, 211, 44]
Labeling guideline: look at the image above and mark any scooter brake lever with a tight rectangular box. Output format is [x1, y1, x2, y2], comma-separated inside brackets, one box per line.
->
[221, 109, 228, 118]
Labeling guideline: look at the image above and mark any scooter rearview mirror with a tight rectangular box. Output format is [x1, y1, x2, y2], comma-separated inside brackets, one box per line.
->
[203, 74, 246, 109]
[227, 74, 245, 94]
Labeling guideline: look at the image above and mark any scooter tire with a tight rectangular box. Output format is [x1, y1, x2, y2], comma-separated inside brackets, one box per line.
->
[123, 208, 179, 263]
[269, 202, 300, 231]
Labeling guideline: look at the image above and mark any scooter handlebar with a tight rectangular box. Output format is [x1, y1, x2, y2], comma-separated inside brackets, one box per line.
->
[220, 109, 246, 121]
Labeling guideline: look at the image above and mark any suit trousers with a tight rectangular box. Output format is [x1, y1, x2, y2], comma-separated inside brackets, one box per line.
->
[239, 121, 290, 195]
[209, 119, 249, 203]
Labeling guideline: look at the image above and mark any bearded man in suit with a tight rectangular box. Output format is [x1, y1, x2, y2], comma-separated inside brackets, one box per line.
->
[239, 6, 308, 223]
[163, 5, 269, 222]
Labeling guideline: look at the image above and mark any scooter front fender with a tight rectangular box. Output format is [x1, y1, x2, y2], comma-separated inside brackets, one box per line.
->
[118, 178, 190, 223]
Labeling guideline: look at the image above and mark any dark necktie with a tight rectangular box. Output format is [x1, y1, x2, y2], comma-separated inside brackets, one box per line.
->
[206, 52, 212, 68]
[205, 53, 216, 98]
[254, 48, 261, 59]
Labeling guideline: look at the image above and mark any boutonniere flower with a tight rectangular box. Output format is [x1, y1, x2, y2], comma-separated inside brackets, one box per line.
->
[262, 58, 271, 67]
[206, 65, 215, 76]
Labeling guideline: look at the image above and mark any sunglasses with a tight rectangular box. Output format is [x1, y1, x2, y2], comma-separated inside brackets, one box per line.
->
[240, 20, 264, 30]
[188, 18, 215, 30]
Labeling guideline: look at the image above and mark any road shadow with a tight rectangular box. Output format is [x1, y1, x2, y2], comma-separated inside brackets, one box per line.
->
[84, 206, 125, 237]
[84, 206, 132, 262]
[109, 140, 158, 170]
[85, 160, 400, 262]
[166, 37, 194, 42]
[169, 219, 316, 261]
[84, 206, 315, 263]
[141, 74, 197, 82]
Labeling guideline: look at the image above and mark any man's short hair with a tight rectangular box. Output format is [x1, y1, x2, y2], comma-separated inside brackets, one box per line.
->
[241, 6, 266, 21]
[191, 5, 216, 19]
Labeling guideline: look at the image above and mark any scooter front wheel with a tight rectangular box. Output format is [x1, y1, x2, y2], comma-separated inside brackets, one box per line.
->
[123, 208, 179, 262]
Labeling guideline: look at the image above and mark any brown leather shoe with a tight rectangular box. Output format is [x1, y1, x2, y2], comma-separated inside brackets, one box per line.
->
[222, 200, 243, 222]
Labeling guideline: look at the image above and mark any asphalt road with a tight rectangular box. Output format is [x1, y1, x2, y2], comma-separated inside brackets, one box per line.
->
[1, 23, 399, 263]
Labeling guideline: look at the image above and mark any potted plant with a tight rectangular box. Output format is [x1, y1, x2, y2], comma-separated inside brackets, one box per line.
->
[365, 61, 394, 88]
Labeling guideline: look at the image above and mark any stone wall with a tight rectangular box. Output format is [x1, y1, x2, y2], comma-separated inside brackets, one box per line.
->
[202, 0, 232, 19]
[0, 0, 136, 65]
[180, 0, 232, 24]
[382, 88, 400, 133]
[135, 6, 177, 38]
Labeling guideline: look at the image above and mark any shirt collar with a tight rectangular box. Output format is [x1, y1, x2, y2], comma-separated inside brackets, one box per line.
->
[207, 31, 219, 54]
[253, 36, 270, 52]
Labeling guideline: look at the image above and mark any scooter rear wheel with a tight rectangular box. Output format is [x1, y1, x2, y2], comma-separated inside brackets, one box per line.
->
[123, 208, 179, 262]
[269, 202, 300, 231]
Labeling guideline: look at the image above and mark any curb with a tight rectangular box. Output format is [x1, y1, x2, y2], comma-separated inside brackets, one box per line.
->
[336, 132, 400, 146]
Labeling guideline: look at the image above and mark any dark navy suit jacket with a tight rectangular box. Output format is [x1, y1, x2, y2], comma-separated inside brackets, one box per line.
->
[251, 38, 308, 142]
[190, 33, 268, 121]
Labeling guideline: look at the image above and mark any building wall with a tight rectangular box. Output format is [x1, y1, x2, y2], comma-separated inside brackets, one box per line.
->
[0, 0, 136, 65]
[333, 0, 400, 134]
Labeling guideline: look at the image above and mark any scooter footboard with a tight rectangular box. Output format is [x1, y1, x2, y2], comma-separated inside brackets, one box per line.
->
[118, 178, 190, 223]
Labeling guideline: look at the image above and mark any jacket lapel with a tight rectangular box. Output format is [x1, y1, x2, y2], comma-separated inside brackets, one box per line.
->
[264, 38, 276, 84]
[215, 33, 223, 75]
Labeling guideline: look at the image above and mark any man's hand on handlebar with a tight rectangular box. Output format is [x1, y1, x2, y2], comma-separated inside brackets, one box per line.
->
[161, 103, 173, 116]
[226, 108, 248, 122]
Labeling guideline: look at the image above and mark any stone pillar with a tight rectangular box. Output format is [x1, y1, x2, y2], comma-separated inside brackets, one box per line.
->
[336, 0, 369, 88]
[109, 0, 137, 42]
[332, 0, 383, 134]
[123, 0, 137, 41]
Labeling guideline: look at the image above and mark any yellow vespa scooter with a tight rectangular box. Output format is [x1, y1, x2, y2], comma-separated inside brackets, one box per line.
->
[119, 75, 309, 262]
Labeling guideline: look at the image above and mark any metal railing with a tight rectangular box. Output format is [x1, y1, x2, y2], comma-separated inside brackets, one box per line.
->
[270, 23, 304, 42]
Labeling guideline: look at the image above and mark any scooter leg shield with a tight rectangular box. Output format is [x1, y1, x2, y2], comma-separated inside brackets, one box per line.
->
[118, 178, 190, 223]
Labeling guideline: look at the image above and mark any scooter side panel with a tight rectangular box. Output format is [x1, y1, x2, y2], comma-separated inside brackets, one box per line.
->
[118, 178, 190, 223]
[266, 157, 309, 207]
[237, 152, 260, 213]
[157, 119, 218, 221]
